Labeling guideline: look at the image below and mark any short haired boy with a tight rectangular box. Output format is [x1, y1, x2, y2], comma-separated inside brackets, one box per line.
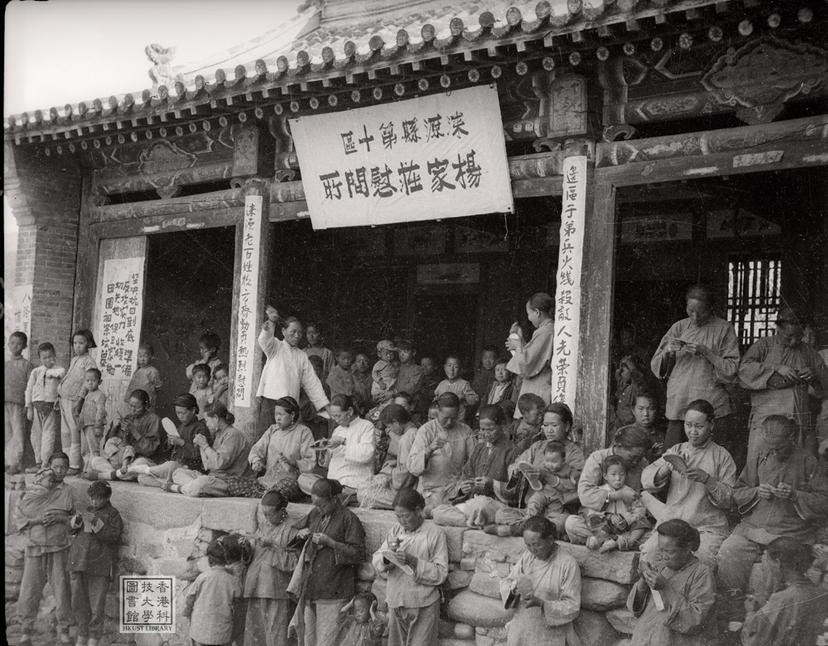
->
[6, 331, 34, 474]
[565, 455, 650, 553]
[434, 356, 479, 424]
[124, 344, 163, 411]
[327, 349, 356, 399]
[523, 443, 577, 535]
[394, 339, 425, 399]
[74, 369, 107, 465]
[211, 365, 230, 408]
[69, 481, 123, 646]
[472, 346, 499, 401]
[25, 342, 65, 471]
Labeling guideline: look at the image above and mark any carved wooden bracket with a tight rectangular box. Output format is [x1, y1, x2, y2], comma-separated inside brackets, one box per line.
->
[701, 37, 828, 125]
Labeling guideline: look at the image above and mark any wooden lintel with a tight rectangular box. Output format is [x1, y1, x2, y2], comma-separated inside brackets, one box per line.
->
[511, 177, 562, 198]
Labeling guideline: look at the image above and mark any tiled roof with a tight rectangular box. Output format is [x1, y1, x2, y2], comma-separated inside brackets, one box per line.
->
[5, 0, 726, 141]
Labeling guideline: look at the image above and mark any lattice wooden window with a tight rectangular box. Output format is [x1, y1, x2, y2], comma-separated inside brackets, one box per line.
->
[727, 257, 782, 347]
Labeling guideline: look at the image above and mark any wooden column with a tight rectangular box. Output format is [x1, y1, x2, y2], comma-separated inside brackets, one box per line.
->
[575, 150, 618, 454]
[228, 178, 272, 436]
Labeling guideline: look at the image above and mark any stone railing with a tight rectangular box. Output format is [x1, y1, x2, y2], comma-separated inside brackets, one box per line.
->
[4, 477, 644, 646]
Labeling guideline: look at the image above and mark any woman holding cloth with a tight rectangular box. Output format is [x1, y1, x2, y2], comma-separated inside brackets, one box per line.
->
[372, 488, 448, 646]
[506, 293, 556, 415]
[504, 516, 581, 646]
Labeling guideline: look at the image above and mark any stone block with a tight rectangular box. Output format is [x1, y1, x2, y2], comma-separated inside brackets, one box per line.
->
[469, 571, 502, 599]
[606, 608, 636, 634]
[574, 609, 620, 644]
[447, 591, 515, 628]
[447, 570, 474, 590]
[201, 497, 257, 533]
[581, 577, 629, 611]
[118, 556, 148, 576]
[462, 531, 638, 583]
[439, 618, 458, 638]
[612, 640, 632, 646]
[460, 557, 477, 571]
[137, 542, 164, 559]
[455, 623, 474, 640]
[440, 640, 476, 646]
[475, 635, 495, 646]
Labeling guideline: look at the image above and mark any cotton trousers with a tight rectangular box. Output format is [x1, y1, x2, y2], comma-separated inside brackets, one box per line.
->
[135, 460, 181, 488]
[303, 598, 348, 646]
[388, 600, 440, 646]
[172, 467, 229, 497]
[564, 515, 644, 550]
[71, 572, 110, 638]
[716, 533, 782, 620]
[59, 397, 83, 469]
[497, 506, 569, 537]
[18, 549, 73, 634]
[81, 424, 102, 465]
[243, 598, 296, 646]
[31, 401, 59, 465]
[5, 401, 27, 469]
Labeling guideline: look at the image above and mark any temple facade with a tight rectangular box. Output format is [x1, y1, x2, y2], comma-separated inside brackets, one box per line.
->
[5, 0, 828, 450]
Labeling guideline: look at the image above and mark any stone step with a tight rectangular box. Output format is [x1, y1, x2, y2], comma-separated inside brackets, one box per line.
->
[462, 530, 639, 584]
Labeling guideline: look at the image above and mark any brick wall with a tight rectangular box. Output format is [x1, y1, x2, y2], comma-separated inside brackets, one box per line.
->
[7, 145, 82, 367]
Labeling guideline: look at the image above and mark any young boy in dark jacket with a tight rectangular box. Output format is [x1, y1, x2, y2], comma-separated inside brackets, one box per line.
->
[69, 480, 123, 646]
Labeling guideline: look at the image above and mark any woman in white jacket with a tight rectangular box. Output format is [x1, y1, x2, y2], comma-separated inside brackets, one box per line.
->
[256, 305, 329, 436]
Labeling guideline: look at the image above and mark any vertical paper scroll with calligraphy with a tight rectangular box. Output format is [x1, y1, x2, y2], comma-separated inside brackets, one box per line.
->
[290, 85, 513, 229]
[551, 156, 587, 406]
[8, 284, 33, 359]
[96, 258, 145, 379]
[234, 195, 263, 407]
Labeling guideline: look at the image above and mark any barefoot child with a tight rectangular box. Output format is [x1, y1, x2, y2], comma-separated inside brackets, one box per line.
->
[75, 368, 107, 467]
[567, 455, 649, 553]
[6, 331, 33, 474]
[69, 481, 123, 646]
[522, 442, 577, 535]
[243, 491, 302, 646]
[183, 536, 243, 646]
[58, 329, 98, 475]
[628, 519, 715, 645]
[25, 342, 65, 472]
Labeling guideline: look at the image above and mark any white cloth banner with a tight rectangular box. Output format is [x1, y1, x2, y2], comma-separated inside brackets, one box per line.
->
[234, 195, 263, 407]
[290, 85, 514, 229]
[551, 156, 588, 406]
[96, 258, 145, 380]
[5, 284, 33, 359]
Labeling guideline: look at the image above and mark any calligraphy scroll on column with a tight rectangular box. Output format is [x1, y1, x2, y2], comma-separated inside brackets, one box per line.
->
[234, 195, 263, 407]
[551, 156, 588, 406]
[94, 254, 146, 421]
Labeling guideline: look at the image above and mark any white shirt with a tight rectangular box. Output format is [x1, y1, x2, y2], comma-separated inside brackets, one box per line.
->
[256, 327, 329, 411]
[327, 417, 376, 490]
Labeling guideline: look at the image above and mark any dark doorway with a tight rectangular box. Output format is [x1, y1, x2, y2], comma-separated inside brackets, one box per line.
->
[412, 291, 479, 375]
[142, 227, 235, 418]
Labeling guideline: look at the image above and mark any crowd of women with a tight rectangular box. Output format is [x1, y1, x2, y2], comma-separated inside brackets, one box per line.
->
[8, 284, 828, 646]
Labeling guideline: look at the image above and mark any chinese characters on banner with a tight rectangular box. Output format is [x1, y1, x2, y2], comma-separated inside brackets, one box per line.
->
[551, 156, 587, 406]
[9, 284, 33, 359]
[96, 258, 145, 380]
[119, 575, 175, 633]
[234, 195, 263, 407]
[290, 85, 514, 229]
